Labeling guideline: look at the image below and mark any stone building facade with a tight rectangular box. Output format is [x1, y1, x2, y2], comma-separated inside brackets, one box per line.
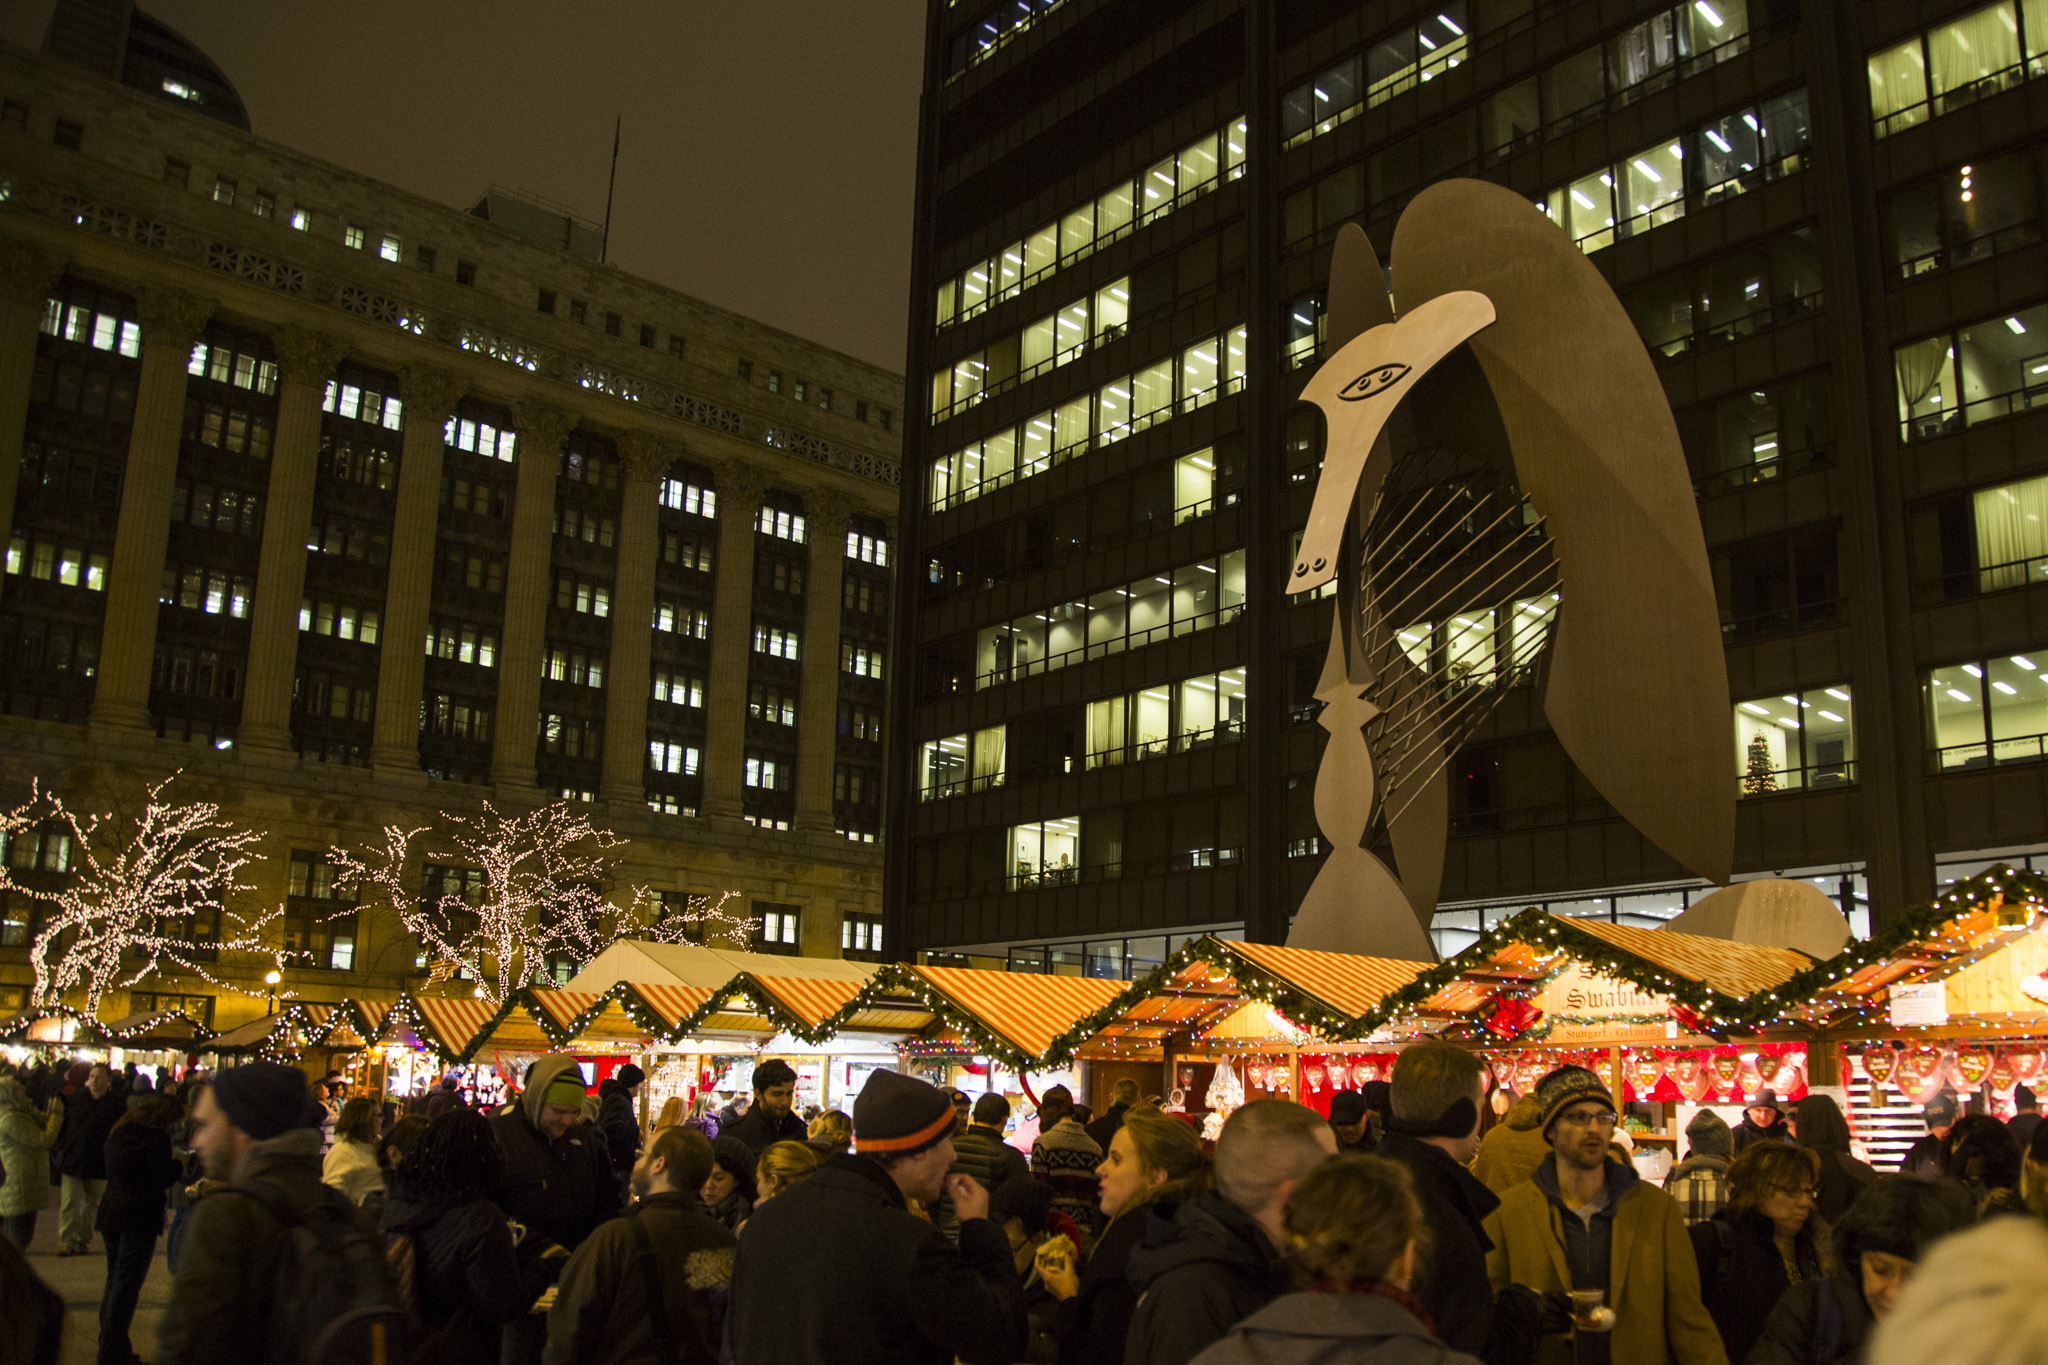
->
[0, 27, 902, 1030]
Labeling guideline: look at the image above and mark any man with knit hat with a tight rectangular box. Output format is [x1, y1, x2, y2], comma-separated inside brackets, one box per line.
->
[1662, 1109, 1734, 1226]
[1482, 1068, 1726, 1365]
[156, 1062, 333, 1363]
[729, 1068, 1026, 1365]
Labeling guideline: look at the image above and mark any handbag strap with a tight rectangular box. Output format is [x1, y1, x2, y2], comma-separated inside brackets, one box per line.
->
[627, 1208, 679, 1365]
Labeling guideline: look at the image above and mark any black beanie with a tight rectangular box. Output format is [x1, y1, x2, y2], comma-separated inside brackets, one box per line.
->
[853, 1070, 955, 1157]
[616, 1063, 645, 1087]
[211, 1062, 318, 1141]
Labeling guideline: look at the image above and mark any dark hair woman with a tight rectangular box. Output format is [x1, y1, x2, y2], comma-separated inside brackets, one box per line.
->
[702, 1136, 757, 1231]
[1746, 1174, 1977, 1365]
[1943, 1114, 2024, 1216]
[380, 1108, 535, 1365]
[322, 1095, 384, 1206]
[95, 1091, 186, 1365]
[1691, 1142, 1835, 1365]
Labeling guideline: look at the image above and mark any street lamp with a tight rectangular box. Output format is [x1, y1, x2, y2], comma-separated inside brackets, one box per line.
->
[263, 968, 282, 1010]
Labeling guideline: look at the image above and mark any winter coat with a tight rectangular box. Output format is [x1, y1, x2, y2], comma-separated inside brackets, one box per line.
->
[718, 1102, 807, 1154]
[1378, 1131, 1540, 1365]
[1688, 1205, 1824, 1365]
[1744, 1268, 1872, 1365]
[1662, 1154, 1731, 1227]
[2007, 1111, 2040, 1151]
[1732, 1114, 1791, 1156]
[155, 1127, 334, 1365]
[954, 1122, 1031, 1191]
[1482, 1155, 1727, 1365]
[0, 1083, 63, 1216]
[55, 1086, 127, 1179]
[544, 1190, 733, 1365]
[95, 1120, 181, 1236]
[321, 1136, 383, 1206]
[382, 1190, 533, 1365]
[727, 1152, 1026, 1365]
[1471, 1095, 1551, 1196]
[594, 1079, 640, 1174]
[488, 1055, 621, 1254]
[1791, 1098, 1876, 1226]
[1085, 1101, 1132, 1153]
[1125, 1192, 1294, 1365]
[1187, 1290, 1486, 1365]
[1056, 1203, 1150, 1365]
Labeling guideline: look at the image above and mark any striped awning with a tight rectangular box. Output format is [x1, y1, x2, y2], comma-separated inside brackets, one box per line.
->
[908, 965, 1126, 1064]
[747, 975, 865, 1031]
[627, 982, 715, 1031]
[407, 996, 508, 1061]
[525, 988, 606, 1032]
[1561, 916, 1810, 998]
[1221, 941, 1431, 1021]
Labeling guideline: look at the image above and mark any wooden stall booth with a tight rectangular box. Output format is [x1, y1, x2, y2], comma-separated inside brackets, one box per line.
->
[1070, 936, 1430, 1141]
[1741, 864, 2048, 1169]
[1362, 909, 1815, 1175]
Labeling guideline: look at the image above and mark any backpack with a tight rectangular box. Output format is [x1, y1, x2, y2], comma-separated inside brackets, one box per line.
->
[386, 1228, 474, 1365]
[224, 1178, 410, 1365]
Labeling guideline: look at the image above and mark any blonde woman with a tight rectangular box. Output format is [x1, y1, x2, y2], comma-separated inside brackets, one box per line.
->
[1192, 1154, 1480, 1364]
[806, 1108, 852, 1155]
[1037, 1105, 1207, 1363]
[755, 1139, 821, 1205]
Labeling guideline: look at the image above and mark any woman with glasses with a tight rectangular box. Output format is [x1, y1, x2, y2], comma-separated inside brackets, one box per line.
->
[1689, 1142, 1833, 1364]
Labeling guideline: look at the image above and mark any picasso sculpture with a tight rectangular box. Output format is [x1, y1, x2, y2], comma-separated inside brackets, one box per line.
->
[1286, 179, 1731, 961]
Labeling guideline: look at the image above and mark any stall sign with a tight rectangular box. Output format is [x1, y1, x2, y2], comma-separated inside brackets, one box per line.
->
[1889, 982, 1949, 1028]
[1536, 964, 1673, 1042]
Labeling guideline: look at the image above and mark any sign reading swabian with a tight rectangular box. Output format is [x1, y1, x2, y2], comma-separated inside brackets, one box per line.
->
[1537, 964, 1677, 1044]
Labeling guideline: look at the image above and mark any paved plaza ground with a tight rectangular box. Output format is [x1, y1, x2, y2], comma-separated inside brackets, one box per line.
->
[14, 1207, 173, 1365]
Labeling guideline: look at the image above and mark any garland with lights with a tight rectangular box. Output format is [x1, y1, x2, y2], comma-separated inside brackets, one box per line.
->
[1744, 863, 2048, 1031]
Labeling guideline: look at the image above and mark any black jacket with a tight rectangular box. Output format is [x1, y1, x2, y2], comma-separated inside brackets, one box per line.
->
[1688, 1206, 1823, 1365]
[1055, 1205, 1148, 1365]
[382, 1191, 534, 1365]
[728, 1152, 1026, 1365]
[594, 1079, 639, 1175]
[1084, 1101, 1131, 1153]
[95, 1121, 181, 1236]
[490, 1058, 621, 1254]
[1792, 1098, 1877, 1225]
[1731, 1114, 1791, 1156]
[56, 1087, 128, 1179]
[1124, 1192, 1293, 1365]
[1745, 1269, 1871, 1365]
[1378, 1133, 1538, 1365]
[544, 1191, 735, 1365]
[719, 1103, 807, 1154]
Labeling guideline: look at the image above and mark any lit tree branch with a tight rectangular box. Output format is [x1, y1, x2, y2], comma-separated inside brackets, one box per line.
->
[3, 775, 282, 1016]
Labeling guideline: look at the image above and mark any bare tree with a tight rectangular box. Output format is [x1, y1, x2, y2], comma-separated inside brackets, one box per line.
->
[2, 775, 281, 1015]
[330, 800, 749, 1005]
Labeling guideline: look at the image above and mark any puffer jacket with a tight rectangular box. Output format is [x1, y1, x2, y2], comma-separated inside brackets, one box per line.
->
[1125, 1192, 1294, 1365]
[1471, 1095, 1551, 1196]
[383, 1189, 535, 1365]
[1188, 1290, 1485, 1365]
[0, 1080, 64, 1216]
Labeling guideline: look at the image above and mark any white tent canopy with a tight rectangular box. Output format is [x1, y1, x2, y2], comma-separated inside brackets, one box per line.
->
[564, 940, 879, 992]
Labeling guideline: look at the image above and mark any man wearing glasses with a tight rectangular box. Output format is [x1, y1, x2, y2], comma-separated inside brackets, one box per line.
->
[1483, 1067, 1728, 1365]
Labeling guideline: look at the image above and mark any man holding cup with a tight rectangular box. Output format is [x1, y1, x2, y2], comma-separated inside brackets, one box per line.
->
[1482, 1068, 1726, 1365]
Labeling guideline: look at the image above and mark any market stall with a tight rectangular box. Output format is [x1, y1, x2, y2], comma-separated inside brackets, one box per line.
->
[1361, 908, 1816, 1167]
[1742, 863, 2048, 1169]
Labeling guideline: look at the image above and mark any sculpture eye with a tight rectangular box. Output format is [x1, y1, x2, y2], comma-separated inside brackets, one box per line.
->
[1338, 363, 1411, 401]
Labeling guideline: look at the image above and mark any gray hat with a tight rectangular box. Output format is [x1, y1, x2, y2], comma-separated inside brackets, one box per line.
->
[1685, 1107, 1733, 1158]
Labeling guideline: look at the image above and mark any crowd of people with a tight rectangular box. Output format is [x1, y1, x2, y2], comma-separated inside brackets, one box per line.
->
[1, 1047, 2045, 1365]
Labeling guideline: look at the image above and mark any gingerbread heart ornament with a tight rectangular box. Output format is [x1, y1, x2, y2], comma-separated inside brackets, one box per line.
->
[1900, 1047, 1949, 1105]
[1670, 1053, 1712, 1102]
[1861, 1046, 1898, 1095]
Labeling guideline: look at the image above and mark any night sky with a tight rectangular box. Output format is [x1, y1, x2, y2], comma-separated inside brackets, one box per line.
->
[5, 1, 927, 376]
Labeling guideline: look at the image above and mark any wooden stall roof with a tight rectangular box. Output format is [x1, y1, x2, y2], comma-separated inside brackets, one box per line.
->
[0, 1004, 102, 1045]
[565, 941, 877, 992]
[1746, 864, 2048, 1031]
[1361, 907, 1814, 1039]
[99, 1008, 216, 1046]
[398, 995, 520, 1063]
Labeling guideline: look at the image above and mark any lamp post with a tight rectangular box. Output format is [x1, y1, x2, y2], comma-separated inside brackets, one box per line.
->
[263, 969, 282, 1011]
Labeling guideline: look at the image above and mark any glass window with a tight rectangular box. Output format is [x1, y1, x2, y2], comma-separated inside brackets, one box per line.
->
[1928, 662, 1989, 768]
[1988, 653, 2048, 762]
[1546, 170, 1616, 251]
[1972, 475, 2048, 590]
[972, 726, 1006, 791]
[1097, 181, 1134, 239]
[1927, 3, 2022, 114]
[1542, 47, 1606, 127]
[1178, 133, 1219, 195]
[1175, 448, 1215, 523]
[1958, 303, 2048, 424]
[919, 734, 967, 799]
[1619, 139, 1686, 235]
[1009, 817, 1080, 888]
[1895, 335, 1960, 438]
[1869, 37, 1930, 134]
[1734, 685, 1855, 794]
[1094, 278, 1129, 340]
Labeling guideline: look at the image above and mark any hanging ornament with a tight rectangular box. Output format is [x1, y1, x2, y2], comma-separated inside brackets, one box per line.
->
[1205, 1055, 1245, 1118]
[1631, 1053, 1664, 1095]
[1861, 1045, 1898, 1096]
[2005, 1047, 2044, 1085]
[1951, 1048, 1995, 1093]
[1710, 1053, 1741, 1099]
[1300, 1061, 1326, 1092]
[1900, 1047, 1949, 1105]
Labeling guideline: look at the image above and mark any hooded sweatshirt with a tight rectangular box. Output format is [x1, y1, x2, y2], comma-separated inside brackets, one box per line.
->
[1124, 1192, 1294, 1365]
[1529, 1155, 1642, 1365]
[1471, 1094, 1551, 1196]
[1791, 1096, 1875, 1225]
[488, 1055, 619, 1253]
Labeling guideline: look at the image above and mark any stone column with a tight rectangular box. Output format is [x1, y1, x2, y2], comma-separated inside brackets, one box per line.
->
[599, 432, 669, 807]
[490, 400, 575, 791]
[88, 285, 212, 738]
[0, 237, 66, 547]
[793, 493, 853, 834]
[698, 462, 769, 821]
[238, 327, 348, 758]
[370, 366, 464, 776]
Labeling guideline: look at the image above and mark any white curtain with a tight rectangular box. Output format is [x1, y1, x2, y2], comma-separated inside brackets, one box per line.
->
[1927, 3, 2020, 97]
[1974, 477, 2048, 589]
[972, 727, 1006, 791]
[1894, 337, 1953, 419]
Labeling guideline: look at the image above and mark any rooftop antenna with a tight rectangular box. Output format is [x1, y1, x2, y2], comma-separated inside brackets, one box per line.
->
[600, 115, 621, 264]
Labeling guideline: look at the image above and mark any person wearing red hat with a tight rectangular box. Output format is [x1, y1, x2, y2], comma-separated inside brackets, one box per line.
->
[728, 1068, 1026, 1365]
